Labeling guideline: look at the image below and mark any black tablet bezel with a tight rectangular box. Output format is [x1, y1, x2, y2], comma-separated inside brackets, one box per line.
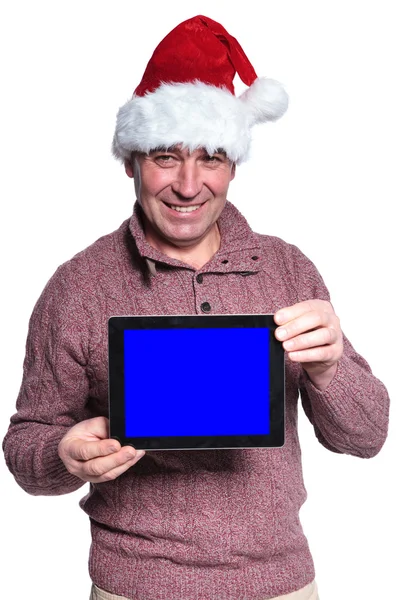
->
[108, 314, 284, 450]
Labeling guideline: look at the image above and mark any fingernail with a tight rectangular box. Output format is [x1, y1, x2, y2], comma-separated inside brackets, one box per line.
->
[276, 328, 287, 340]
[136, 450, 146, 459]
[275, 312, 285, 324]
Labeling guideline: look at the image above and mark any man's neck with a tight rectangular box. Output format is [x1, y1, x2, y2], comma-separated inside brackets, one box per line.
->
[144, 224, 221, 270]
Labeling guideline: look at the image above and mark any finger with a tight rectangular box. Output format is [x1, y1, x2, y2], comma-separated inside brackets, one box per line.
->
[275, 310, 331, 342]
[287, 345, 341, 364]
[282, 327, 338, 352]
[91, 451, 146, 483]
[67, 438, 121, 462]
[275, 300, 333, 326]
[80, 447, 142, 480]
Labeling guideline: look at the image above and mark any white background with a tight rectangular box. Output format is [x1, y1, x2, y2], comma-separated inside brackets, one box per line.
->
[0, 1, 398, 599]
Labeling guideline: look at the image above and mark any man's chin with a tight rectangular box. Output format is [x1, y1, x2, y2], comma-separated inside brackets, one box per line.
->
[158, 222, 219, 249]
[162, 233, 208, 249]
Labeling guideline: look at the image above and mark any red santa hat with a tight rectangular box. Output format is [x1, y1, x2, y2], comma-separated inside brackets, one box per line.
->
[112, 15, 289, 165]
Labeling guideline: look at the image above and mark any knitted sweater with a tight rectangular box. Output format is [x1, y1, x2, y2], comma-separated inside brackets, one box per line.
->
[3, 201, 389, 600]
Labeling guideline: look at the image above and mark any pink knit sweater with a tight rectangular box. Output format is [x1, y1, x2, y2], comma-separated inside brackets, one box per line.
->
[3, 202, 389, 599]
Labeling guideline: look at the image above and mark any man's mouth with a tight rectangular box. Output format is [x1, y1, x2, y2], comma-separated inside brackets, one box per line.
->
[165, 203, 202, 213]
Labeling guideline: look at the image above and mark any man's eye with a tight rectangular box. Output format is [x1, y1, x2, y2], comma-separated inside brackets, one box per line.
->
[153, 155, 177, 166]
[156, 155, 173, 162]
[204, 155, 220, 162]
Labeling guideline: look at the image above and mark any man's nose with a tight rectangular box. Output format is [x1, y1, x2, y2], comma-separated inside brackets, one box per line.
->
[171, 162, 203, 199]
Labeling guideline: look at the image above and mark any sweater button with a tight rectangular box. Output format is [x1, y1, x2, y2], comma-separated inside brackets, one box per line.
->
[201, 301, 211, 313]
[196, 274, 203, 284]
[251, 255, 259, 261]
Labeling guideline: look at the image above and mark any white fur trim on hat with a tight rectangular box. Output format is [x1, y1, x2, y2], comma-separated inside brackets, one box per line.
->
[240, 77, 289, 125]
[112, 79, 288, 164]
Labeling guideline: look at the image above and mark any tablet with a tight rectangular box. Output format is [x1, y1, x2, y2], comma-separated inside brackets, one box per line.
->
[108, 314, 284, 450]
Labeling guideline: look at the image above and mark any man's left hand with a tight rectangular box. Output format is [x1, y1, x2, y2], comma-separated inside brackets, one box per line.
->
[274, 299, 343, 391]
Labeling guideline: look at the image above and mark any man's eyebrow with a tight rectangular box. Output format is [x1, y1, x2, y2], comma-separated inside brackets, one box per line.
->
[148, 146, 176, 154]
[148, 146, 226, 156]
[199, 148, 227, 156]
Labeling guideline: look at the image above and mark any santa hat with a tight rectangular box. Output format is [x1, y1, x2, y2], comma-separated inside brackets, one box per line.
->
[112, 15, 288, 165]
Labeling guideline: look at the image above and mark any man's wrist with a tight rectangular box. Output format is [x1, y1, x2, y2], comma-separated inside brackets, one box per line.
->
[304, 362, 338, 392]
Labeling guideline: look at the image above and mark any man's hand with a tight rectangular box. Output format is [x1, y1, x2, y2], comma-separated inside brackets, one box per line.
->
[58, 416, 145, 483]
[274, 299, 343, 391]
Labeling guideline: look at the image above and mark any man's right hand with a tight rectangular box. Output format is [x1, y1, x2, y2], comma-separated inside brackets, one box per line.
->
[58, 416, 145, 483]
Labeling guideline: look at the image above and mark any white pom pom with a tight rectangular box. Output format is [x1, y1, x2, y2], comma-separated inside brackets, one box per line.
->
[239, 77, 289, 125]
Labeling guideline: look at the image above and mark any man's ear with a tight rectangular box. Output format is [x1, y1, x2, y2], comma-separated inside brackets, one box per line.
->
[124, 159, 134, 179]
[230, 163, 236, 181]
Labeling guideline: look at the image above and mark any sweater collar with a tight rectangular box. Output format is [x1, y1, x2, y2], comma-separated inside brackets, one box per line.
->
[128, 200, 262, 275]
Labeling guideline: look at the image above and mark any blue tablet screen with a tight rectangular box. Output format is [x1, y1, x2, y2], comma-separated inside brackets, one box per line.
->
[124, 327, 270, 437]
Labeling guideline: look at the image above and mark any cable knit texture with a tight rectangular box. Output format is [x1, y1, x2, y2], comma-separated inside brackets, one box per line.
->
[3, 201, 389, 600]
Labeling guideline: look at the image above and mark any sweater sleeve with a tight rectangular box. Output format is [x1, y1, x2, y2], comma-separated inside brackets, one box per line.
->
[2, 260, 97, 495]
[289, 244, 390, 458]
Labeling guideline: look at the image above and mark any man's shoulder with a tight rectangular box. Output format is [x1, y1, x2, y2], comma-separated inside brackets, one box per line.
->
[251, 231, 314, 280]
[43, 219, 131, 299]
[59, 219, 130, 276]
[253, 231, 299, 261]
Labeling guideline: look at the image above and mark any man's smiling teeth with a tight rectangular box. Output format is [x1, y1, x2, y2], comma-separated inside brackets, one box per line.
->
[168, 204, 201, 213]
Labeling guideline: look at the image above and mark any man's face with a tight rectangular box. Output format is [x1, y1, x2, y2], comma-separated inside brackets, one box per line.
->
[125, 146, 235, 251]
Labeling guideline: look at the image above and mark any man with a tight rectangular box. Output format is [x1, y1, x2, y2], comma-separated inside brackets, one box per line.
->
[2, 15, 389, 600]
